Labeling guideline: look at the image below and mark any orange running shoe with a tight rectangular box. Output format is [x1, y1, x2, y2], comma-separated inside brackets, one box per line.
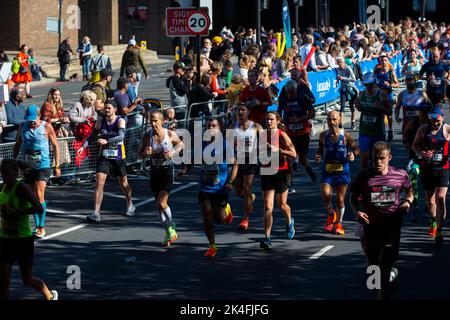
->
[335, 223, 345, 235]
[239, 218, 249, 231]
[325, 214, 334, 233]
[204, 245, 217, 257]
[224, 203, 234, 225]
[428, 222, 437, 238]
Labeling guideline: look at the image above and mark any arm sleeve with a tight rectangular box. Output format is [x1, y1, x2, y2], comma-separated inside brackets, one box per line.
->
[106, 128, 126, 144]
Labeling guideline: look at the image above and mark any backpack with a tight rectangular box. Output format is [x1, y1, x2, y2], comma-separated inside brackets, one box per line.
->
[11, 59, 20, 74]
[81, 82, 107, 101]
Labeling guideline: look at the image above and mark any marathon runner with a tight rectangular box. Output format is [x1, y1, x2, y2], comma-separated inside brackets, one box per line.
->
[315, 111, 359, 235]
[350, 141, 413, 300]
[78, 100, 135, 223]
[374, 53, 400, 142]
[13, 105, 61, 239]
[412, 105, 449, 245]
[0, 159, 58, 300]
[260, 111, 297, 249]
[179, 118, 237, 257]
[229, 104, 262, 231]
[394, 73, 431, 133]
[139, 110, 184, 247]
[278, 79, 317, 182]
[355, 72, 392, 169]
[419, 49, 449, 105]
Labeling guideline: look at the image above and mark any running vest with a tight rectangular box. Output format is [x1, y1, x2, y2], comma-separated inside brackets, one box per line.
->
[401, 89, 426, 129]
[422, 123, 449, 169]
[322, 129, 350, 175]
[199, 141, 230, 194]
[282, 99, 310, 136]
[262, 129, 289, 171]
[100, 116, 126, 160]
[375, 68, 394, 93]
[21, 121, 50, 170]
[149, 128, 173, 167]
[234, 121, 258, 162]
[359, 89, 386, 136]
[0, 181, 33, 239]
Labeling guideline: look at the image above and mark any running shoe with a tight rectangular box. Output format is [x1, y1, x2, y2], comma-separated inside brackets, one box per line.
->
[34, 228, 46, 239]
[260, 237, 272, 250]
[351, 121, 356, 130]
[286, 218, 295, 239]
[428, 222, 437, 237]
[204, 244, 217, 257]
[126, 204, 136, 217]
[390, 267, 398, 283]
[239, 218, 249, 231]
[324, 212, 336, 233]
[335, 223, 345, 235]
[434, 230, 444, 245]
[162, 226, 178, 247]
[87, 212, 101, 223]
[288, 188, 296, 194]
[50, 290, 58, 300]
[224, 203, 233, 225]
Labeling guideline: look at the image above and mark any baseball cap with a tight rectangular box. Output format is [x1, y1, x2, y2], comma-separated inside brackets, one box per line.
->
[26, 105, 40, 122]
[100, 68, 115, 79]
[128, 39, 137, 46]
[173, 61, 186, 70]
[428, 105, 445, 119]
[361, 72, 376, 85]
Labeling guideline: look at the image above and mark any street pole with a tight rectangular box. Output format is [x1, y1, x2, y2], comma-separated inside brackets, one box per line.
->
[256, 0, 261, 46]
[58, 0, 63, 46]
[422, 0, 427, 21]
[386, 0, 389, 23]
[195, 0, 201, 84]
[295, 5, 299, 35]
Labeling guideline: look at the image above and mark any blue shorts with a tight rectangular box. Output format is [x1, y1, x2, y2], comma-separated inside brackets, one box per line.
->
[358, 135, 386, 153]
[321, 173, 351, 187]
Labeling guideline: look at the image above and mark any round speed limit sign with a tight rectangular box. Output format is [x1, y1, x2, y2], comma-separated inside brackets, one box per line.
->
[186, 11, 210, 35]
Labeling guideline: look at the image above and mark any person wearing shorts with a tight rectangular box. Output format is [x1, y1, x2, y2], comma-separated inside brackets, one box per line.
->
[13, 105, 61, 239]
[315, 111, 359, 235]
[350, 141, 413, 300]
[139, 110, 184, 247]
[78, 100, 135, 223]
[259, 111, 297, 250]
[412, 105, 450, 245]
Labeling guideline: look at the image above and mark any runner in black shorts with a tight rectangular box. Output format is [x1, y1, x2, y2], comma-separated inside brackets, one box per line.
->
[139, 110, 184, 247]
[260, 112, 297, 249]
[412, 105, 450, 245]
[78, 100, 135, 223]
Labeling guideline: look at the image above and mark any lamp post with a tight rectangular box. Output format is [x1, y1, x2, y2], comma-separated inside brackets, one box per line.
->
[256, 0, 261, 45]
[58, 0, 63, 45]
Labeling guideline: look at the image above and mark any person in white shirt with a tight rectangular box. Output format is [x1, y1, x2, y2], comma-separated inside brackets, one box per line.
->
[300, 34, 318, 72]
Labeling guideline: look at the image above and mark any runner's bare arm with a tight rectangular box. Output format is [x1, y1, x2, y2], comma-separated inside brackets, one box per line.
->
[138, 134, 150, 159]
[47, 122, 61, 176]
[412, 124, 427, 154]
[315, 131, 325, 162]
[345, 132, 360, 158]
[280, 131, 297, 159]
[394, 92, 403, 122]
[170, 130, 184, 155]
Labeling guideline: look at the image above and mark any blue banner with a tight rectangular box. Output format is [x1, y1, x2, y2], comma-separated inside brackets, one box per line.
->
[282, 0, 292, 49]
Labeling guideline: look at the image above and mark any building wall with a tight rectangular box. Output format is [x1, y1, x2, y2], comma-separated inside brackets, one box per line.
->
[0, 1, 20, 50]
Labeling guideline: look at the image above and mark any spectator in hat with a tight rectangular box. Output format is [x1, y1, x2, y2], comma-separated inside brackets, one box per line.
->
[120, 39, 149, 90]
[166, 61, 193, 119]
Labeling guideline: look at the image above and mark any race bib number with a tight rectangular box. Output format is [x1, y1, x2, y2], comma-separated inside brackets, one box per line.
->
[325, 163, 344, 172]
[432, 152, 443, 162]
[201, 164, 220, 185]
[431, 79, 442, 86]
[362, 115, 377, 124]
[289, 123, 304, 131]
[25, 150, 41, 165]
[405, 110, 420, 117]
[102, 148, 118, 158]
[370, 186, 396, 207]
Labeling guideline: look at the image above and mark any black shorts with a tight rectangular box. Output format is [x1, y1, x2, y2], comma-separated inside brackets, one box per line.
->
[361, 231, 400, 265]
[427, 90, 445, 105]
[0, 237, 34, 268]
[198, 191, 228, 208]
[150, 165, 174, 194]
[237, 164, 259, 176]
[261, 169, 292, 194]
[421, 167, 449, 190]
[290, 134, 310, 157]
[23, 168, 51, 184]
[96, 158, 128, 177]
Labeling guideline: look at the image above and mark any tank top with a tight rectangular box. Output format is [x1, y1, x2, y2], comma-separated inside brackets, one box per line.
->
[199, 141, 230, 194]
[0, 181, 33, 239]
[359, 89, 386, 136]
[234, 121, 258, 162]
[423, 123, 449, 169]
[282, 99, 310, 136]
[375, 68, 394, 92]
[21, 121, 50, 170]
[322, 129, 350, 175]
[262, 129, 289, 171]
[401, 89, 426, 129]
[149, 128, 173, 167]
[99, 116, 126, 160]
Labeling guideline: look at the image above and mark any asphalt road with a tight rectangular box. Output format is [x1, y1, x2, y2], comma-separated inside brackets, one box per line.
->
[7, 61, 450, 300]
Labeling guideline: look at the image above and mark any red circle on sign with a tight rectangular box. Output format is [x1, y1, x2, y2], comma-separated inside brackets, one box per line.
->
[186, 10, 210, 35]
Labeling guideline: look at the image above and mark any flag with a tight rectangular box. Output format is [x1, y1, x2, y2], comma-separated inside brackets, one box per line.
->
[282, 0, 292, 49]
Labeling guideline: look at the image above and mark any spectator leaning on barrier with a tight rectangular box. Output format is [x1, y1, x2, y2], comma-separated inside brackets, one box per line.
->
[166, 61, 193, 120]
[3, 88, 27, 143]
[57, 38, 73, 82]
[90, 45, 112, 83]
[189, 73, 217, 118]
[69, 90, 97, 132]
[40, 87, 69, 136]
[120, 39, 149, 92]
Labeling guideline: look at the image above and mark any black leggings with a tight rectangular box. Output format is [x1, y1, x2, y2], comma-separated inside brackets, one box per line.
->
[340, 88, 356, 113]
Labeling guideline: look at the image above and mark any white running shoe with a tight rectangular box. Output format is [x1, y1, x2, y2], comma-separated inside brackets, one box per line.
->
[51, 290, 58, 300]
[87, 212, 101, 223]
[126, 204, 136, 217]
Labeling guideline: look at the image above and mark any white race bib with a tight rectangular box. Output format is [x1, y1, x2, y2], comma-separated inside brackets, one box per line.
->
[405, 110, 420, 117]
[102, 148, 118, 158]
[362, 115, 377, 124]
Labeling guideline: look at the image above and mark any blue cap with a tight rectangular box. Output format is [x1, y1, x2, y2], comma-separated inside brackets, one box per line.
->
[429, 105, 445, 119]
[26, 105, 40, 122]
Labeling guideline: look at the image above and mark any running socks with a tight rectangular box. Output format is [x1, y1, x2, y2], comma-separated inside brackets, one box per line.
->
[34, 201, 47, 228]
[160, 206, 175, 230]
[337, 206, 345, 224]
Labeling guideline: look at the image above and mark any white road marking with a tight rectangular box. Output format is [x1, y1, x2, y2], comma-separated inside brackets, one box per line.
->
[82, 189, 142, 201]
[39, 181, 198, 241]
[309, 245, 334, 260]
